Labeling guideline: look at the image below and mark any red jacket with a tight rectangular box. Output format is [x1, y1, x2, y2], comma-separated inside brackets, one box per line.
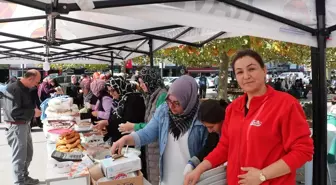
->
[204, 86, 313, 185]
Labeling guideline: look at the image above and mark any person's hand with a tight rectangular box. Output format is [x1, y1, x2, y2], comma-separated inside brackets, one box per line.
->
[183, 163, 194, 176]
[34, 108, 41, 117]
[91, 111, 98, 117]
[237, 167, 263, 185]
[84, 102, 91, 109]
[183, 168, 202, 185]
[118, 122, 135, 133]
[111, 137, 127, 155]
[93, 120, 108, 130]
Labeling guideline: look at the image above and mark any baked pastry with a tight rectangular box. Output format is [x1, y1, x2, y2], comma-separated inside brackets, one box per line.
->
[56, 130, 85, 153]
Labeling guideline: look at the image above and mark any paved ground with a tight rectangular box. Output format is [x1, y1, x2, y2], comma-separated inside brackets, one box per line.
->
[0, 127, 48, 185]
[0, 89, 334, 185]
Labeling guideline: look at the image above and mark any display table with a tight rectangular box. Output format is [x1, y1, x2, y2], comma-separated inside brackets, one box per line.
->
[45, 140, 152, 185]
[45, 142, 91, 185]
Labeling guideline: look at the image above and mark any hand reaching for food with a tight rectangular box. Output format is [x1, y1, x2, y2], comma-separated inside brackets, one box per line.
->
[118, 122, 135, 133]
[94, 120, 108, 131]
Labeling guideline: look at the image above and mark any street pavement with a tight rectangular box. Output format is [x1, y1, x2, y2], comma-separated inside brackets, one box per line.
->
[0, 127, 48, 185]
[0, 89, 334, 185]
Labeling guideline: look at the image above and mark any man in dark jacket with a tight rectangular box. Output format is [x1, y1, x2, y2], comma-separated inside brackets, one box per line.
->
[3, 69, 41, 185]
[30, 86, 42, 128]
[198, 74, 207, 98]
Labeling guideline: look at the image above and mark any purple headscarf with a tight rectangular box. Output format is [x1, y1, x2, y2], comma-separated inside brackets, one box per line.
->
[167, 75, 199, 115]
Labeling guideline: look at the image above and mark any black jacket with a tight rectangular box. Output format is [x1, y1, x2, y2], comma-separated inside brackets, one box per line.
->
[196, 132, 219, 161]
[3, 80, 35, 122]
[30, 86, 41, 109]
[106, 93, 146, 143]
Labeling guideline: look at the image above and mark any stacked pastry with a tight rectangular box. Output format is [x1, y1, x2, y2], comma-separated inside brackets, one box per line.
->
[56, 131, 84, 153]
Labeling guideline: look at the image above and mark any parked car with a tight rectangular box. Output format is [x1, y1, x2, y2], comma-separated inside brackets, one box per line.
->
[163, 77, 179, 88]
[0, 83, 6, 92]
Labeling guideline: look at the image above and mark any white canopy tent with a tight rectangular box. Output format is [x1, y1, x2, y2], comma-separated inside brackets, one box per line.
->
[0, 0, 332, 184]
[0, 1, 232, 64]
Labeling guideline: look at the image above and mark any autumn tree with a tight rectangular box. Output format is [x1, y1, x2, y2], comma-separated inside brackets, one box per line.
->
[133, 36, 328, 100]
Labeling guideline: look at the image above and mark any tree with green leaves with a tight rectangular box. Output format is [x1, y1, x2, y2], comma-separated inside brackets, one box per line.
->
[38, 63, 109, 71]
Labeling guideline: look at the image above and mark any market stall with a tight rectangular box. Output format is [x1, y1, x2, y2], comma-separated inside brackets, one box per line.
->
[41, 96, 152, 185]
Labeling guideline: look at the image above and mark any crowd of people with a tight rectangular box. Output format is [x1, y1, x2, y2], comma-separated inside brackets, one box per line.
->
[269, 75, 312, 99]
[2, 49, 314, 185]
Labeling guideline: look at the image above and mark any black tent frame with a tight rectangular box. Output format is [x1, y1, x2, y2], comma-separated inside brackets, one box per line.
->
[1, 0, 331, 184]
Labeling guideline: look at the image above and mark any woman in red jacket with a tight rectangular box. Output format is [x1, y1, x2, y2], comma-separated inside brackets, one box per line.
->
[184, 49, 314, 185]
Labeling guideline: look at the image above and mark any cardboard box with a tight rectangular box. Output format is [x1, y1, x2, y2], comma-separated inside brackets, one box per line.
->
[100, 156, 142, 179]
[88, 164, 105, 181]
[90, 170, 144, 185]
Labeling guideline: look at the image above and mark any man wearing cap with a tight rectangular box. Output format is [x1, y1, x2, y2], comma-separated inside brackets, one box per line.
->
[3, 69, 41, 185]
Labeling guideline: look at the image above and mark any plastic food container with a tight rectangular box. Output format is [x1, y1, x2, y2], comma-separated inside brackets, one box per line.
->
[47, 128, 72, 143]
[53, 161, 73, 174]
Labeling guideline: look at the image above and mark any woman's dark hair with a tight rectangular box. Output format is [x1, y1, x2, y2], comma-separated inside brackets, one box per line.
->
[198, 99, 229, 124]
[231, 49, 265, 72]
[51, 78, 60, 87]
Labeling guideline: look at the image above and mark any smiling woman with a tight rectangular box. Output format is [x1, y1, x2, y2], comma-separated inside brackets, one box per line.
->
[184, 49, 314, 185]
[231, 50, 268, 108]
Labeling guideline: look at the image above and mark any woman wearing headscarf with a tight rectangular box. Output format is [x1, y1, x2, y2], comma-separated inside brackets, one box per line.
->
[78, 78, 93, 119]
[111, 75, 208, 185]
[94, 76, 146, 143]
[92, 72, 101, 81]
[90, 79, 114, 122]
[118, 67, 167, 132]
[38, 77, 56, 102]
[117, 67, 167, 185]
[80, 78, 93, 105]
[67, 75, 81, 106]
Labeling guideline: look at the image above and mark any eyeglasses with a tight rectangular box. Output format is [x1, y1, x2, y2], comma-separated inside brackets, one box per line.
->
[166, 98, 181, 107]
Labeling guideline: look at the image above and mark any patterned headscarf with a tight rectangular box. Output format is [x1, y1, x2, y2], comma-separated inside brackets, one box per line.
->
[138, 67, 163, 94]
[109, 76, 137, 118]
[90, 79, 106, 97]
[109, 76, 135, 97]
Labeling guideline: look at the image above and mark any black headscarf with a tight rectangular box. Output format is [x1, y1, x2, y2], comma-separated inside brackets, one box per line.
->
[109, 76, 137, 118]
[138, 67, 163, 94]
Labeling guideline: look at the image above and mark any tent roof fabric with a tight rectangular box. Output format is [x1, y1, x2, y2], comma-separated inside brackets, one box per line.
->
[1, 0, 335, 65]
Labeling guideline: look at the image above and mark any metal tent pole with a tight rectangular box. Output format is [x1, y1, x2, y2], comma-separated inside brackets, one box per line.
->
[312, 0, 327, 184]
[148, 39, 154, 67]
[110, 52, 114, 76]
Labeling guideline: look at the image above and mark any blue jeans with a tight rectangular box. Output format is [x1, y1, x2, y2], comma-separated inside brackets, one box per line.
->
[6, 123, 33, 185]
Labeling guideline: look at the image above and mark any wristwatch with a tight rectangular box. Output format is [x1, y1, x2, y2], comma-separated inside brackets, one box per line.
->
[259, 171, 266, 182]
